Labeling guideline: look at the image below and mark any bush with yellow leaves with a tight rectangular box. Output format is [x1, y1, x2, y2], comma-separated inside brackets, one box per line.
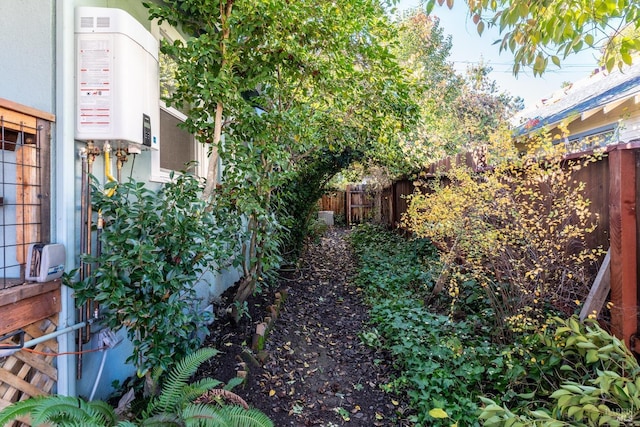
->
[403, 126, 604, 341]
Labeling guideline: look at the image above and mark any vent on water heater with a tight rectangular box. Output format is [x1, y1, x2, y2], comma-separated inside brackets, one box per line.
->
[75, 7, 159, 149]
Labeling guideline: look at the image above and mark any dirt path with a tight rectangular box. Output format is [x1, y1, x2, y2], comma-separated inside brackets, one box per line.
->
[199, 228, 411, 426]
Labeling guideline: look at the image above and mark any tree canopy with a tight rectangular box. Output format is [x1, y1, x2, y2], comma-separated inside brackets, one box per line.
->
[145, 0, 418, 314]
[422, 0, 640, 75]
[389, 10, 520, 169]
[143, 0, 530, 317]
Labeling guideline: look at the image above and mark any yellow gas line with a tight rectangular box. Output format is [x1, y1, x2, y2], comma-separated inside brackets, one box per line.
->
[103, 142, 117, 197]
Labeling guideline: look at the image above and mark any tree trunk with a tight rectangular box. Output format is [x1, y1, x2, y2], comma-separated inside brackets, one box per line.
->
[202, 102, 222, 198]
[231, 216, 260, 323]
[203, 1, 233, 200]
[231, 273, 257, 323]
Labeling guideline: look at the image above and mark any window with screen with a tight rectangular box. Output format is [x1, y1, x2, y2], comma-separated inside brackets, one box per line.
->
[159, 105, 196, 173]
[565, 124, 618, 153]
[151, 32, 207, 182]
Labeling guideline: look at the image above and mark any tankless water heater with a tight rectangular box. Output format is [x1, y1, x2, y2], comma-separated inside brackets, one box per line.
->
[75, 7, 159, 150]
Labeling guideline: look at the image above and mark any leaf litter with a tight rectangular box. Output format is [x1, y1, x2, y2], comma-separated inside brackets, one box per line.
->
[196, 228, 414, 426]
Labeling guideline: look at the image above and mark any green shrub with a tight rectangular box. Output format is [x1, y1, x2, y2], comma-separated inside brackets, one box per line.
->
[479, 316, 640, 426]
[403, 142, 603, 341]
[307, 218, 329, 242]
[71, 173, 236, 376]
[349, 225, 520, 426]
[349, 225, 631, 427]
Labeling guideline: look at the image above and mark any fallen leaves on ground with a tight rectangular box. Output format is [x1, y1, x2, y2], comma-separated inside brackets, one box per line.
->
[198, 228, 414, 426]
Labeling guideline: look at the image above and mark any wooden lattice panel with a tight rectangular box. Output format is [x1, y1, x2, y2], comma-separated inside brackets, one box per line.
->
[0, 315, 58, 426]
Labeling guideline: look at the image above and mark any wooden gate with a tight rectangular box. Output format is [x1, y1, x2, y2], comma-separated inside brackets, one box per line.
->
[346, 185, 373, 225]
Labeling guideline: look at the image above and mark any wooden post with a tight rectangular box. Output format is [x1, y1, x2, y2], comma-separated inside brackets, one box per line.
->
[346, 185, 351, 227]
[391, 182, 397, 227]
[16, 137, 40, 267]
[373, 189, 382, 224]
[579, 248, 610, 321]
[608, 147, 637, 350]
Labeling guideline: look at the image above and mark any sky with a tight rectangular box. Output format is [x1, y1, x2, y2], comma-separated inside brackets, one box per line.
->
[395, 0, 601, 108]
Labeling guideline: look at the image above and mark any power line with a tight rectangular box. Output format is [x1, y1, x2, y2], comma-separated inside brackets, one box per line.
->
[451, 60, 596, 69]
[453, 60, 596, 68]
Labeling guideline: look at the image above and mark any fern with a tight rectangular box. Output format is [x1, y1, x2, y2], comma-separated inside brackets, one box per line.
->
[180, 378, 224, 403]
[33, 396, 116, 425]
[0, 397, 43, 426]
[88, 398, 121, 425]
[223, 377, 244, 391]
[180, 403, 274, 427]
[55, 422, 93, 427]
[181, 403, 230, 427]
[0, 395, 118, 426]
[139, 413, 183, 426]
[215, 405, 274, 427]
[196, 389, 249, 409]
[0, 348, 273, 427]
[144, 347, 219, 417]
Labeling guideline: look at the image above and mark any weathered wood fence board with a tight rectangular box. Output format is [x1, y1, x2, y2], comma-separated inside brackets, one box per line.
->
[319, 182, 414, 228]
[345, 185, 373, 225]
[391, 180, 415, 228]
[318, 186, 374, 226]
[607, 147, 638, 350]
[318, 192, 345, 218]
[568, 154, 610, 252]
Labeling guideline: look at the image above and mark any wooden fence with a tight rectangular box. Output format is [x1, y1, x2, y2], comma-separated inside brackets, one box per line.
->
[604, 143, 638, 351]
[318, 142, 640, 352]
[318, 185, 373, 226]
[380, 180, 414, 228]
[318, 192, 345, 219]
[387, 142, 639, 352]
[345, 185, 373, 225]
[379, 145, 617, 250]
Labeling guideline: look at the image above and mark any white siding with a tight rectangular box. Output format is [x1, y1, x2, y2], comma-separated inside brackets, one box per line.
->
[0, 1, 55, 113]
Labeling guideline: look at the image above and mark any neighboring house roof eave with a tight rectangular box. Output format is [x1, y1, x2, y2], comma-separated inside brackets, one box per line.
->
[515, 62, 640, 136]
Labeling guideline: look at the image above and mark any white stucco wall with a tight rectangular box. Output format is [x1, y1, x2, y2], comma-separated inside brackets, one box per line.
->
[1, 0, 239, 402]
[0, 0, 55, 113]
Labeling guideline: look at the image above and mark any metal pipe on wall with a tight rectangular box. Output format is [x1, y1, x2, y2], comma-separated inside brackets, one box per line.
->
[27, 321, 87, 349]
[77, 147, 88, 379]
[78, 141, 100, 379]
[115, 148, 128, 183]
[78, 148, 88, 282]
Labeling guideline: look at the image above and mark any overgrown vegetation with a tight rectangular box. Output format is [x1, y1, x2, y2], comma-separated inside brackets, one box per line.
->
[350, 224, 515, 425]
[71, 173, 236, 376]
[480, 317, 640, 426]
[276, 148, 362, 259]
[349, 225, 637, 426]
[393, 12, 522, 170]
[0, 349, 273, 426]
[145, 0, 417, 320]
[403, 129, 604, 340]
[63, 1, 638, 425]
